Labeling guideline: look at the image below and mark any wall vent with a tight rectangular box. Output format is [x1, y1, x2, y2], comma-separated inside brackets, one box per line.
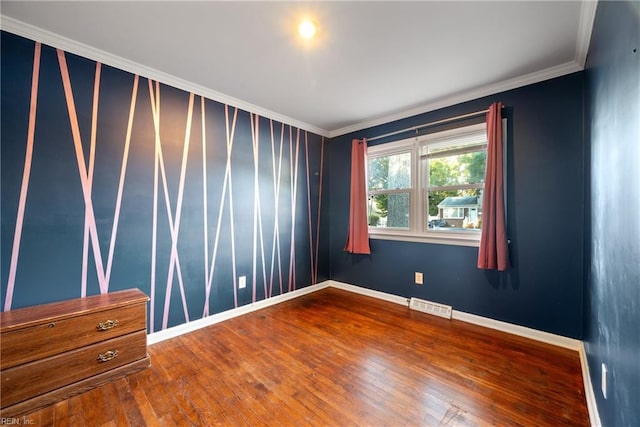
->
[409, 297, 452, 319]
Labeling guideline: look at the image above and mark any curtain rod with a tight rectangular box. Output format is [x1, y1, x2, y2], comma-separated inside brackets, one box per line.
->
[366, 108, 491, 142]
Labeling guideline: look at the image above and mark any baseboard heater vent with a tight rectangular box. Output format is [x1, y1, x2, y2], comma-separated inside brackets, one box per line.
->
[409, 297, 452, 319]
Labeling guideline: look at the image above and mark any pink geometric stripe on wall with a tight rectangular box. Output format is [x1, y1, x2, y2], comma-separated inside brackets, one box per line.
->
[288, 128, 300, 292]
[315, 137, 326, 285]
[269, 120, 285, 298]
[148, 80, 192, 330]
[225, 105, 240, 310]
[4, 42, 41, 312]
[250, 113, 268, 303]
[58, 49, 109, 295]
[80, 62, 101, 298]
[1, 35, 327, 333]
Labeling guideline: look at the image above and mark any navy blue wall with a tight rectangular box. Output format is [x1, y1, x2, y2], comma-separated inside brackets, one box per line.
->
[1, 32, 330, 331]
[329, 72, 585, 339]
[584, 1, 640, 426]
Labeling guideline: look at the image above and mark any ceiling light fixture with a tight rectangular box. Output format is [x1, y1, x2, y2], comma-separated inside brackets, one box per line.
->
[298, 20, 317, 40]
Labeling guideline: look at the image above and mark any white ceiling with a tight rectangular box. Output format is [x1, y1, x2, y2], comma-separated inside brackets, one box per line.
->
[1, 1, 596, 137]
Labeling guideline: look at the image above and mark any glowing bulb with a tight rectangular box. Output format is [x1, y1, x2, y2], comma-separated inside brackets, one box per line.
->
[298, 20, 317, 39]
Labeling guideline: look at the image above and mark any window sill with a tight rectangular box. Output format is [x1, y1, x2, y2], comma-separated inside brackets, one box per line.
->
[368, 229, 480, 247]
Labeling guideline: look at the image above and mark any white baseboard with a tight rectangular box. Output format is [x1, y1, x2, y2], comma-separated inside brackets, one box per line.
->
[146, 278, 599, 427]
[147, 281, 330, 345]
[579, 342, 602, 427]
[451, 310, 581, 351]
[329, 280, 581, 349]
[328, 280, 409, 306]
[329, 280, 599, 426]
[150, 279, 579, 351]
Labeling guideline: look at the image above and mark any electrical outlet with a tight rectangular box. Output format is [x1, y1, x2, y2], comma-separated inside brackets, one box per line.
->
[601, 363, 608, 399]
[238, 275, 246, 289]
[415, 272, 423, 285]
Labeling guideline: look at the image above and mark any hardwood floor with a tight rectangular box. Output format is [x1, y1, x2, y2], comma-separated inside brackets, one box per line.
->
[26, 288, 589, 426]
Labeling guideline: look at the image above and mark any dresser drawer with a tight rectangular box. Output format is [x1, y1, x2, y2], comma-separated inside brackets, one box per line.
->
[1, 330, 147, 408]
[0, 303, 146, 369]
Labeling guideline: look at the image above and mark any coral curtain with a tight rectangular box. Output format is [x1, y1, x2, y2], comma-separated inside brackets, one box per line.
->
[478, 102, 509, 270]
[344, 139, 371, 254]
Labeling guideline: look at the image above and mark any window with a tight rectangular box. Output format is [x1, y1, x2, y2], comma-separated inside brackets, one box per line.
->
[367, 149, 412, 229]
[367, 123, 491, 246]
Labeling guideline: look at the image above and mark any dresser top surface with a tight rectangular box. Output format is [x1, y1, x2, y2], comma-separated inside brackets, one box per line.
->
[0, 289, 149, 332]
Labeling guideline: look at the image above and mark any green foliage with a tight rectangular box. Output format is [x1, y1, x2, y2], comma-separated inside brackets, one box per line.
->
[368, 157, 389, 217]
[428, 151, 486, 215]
[373, 194, 388, 217]
[460, 151, 487, 184]
[429, 158, 455, 187]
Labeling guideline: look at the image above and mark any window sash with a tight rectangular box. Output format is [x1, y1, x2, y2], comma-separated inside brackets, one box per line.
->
[425, 183, 484, 192]
[368, 188, 414, 196]
[421, 144, 487, 160]
[367, 191, 412, 229]
[367, 150, 413, 192]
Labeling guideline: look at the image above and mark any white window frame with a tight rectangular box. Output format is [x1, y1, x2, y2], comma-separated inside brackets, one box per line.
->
[367, 122, 497, 247]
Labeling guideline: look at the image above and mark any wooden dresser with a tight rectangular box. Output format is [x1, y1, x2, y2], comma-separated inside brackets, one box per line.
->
[0, 289, 150, 417]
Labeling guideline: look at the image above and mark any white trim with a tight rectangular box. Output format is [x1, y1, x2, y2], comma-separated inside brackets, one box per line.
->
[147, 278, 598, 425]
[329, 61, 582, 138]
[579, 342, 603, 427]
[147, 281, 330, 345]
[329, 280, 580, 350]
[451, 310, 581, 351]
[369, 231, 480, 247]
[367, 139, 415, 156]
[328, 280, 408, 306]
[0, 15, 329, 138]
[149, 279, 581, 350]
[0, 14, 593, 140]
[575, 0, 598, 67]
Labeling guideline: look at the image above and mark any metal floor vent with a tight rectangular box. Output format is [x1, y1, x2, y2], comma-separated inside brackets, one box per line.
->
[409, 297, 452, 319]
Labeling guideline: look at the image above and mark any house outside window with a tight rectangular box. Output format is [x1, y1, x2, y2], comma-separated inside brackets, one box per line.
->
[438, 197, 480, 226]
[366, 122, 489, 246]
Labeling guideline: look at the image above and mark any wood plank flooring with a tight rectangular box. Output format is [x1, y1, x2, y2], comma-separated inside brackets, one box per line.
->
[25, 288, 589, 426]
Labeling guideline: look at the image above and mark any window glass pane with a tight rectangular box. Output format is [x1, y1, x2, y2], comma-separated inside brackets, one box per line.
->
[425, 131, 486, 155]
[368, 152, 411, 191]
[427, 189, 483, 231]
[428, 150, 486, 187]
[368, 193, 410, 228]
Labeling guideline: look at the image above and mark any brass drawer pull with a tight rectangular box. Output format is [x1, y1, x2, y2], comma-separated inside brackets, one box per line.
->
[97, 350, 119, 363]
[96, 319, 119, 331]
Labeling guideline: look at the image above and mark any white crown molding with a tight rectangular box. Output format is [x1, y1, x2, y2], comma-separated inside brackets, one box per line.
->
[2, 4, 596, 141]
[576, 0, 598, 67]
[328, 1, 597, 139]
[0, 15, 330, 138]
[328, 60, 583, 138]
